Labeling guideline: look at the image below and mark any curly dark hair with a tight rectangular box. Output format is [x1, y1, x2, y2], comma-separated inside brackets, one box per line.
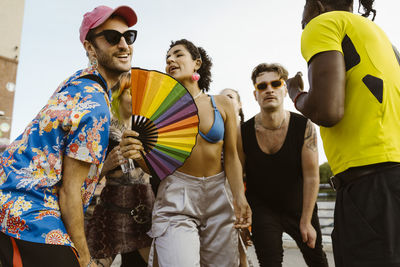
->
[251, 63, 289, 85]
[168, 39, 213, 92]
[358, 0, 376, 20]
[307, 0, 376, 20]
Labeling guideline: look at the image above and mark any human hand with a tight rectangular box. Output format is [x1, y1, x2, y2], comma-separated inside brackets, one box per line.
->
[286, 71, 304, 101]
[233, 194, 252, 229]
[120, 130, 144, 161]
[239, 228, 253, 247]
[300, 221, 316, 248]
[103, 146, 126, 172]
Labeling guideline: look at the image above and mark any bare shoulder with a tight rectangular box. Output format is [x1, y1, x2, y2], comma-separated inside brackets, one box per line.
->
[213, 94, 233, 119]
[213, 94, 231, 106]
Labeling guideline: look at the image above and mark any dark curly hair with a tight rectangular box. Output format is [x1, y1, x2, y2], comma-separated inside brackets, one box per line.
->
[358, 0, 376, 20]
[307, 0, 376, 20]
[168, 39, 213, 92]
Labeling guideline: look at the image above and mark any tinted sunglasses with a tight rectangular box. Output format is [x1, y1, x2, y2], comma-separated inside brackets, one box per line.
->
[93, 29, 137, 46]
[255, 79, 285, 90]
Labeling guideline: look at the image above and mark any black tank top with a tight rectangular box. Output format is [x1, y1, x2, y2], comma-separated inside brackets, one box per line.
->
[241, 112, 307, 212]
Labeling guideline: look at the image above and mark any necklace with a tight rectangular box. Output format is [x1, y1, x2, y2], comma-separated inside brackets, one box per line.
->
[193, 91, 203, 100]
[256, 112, 286, 131]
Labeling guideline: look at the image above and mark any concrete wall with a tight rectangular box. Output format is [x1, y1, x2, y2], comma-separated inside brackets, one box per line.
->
[0, 0, 25, 148]
[0, 0, 25, 60]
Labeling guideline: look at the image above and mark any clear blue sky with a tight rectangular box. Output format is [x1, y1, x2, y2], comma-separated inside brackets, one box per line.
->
[11, 0, 400, 164]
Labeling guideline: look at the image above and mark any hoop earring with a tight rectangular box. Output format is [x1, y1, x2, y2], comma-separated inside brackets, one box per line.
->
[192, 72, 200, 82]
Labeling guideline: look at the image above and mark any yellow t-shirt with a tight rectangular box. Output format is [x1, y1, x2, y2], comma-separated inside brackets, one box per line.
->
[301, 11, 400, 175]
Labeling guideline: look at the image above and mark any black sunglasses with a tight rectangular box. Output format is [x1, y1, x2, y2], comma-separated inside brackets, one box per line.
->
[93, 29, 137, 46]
[255, 79, 285, 90]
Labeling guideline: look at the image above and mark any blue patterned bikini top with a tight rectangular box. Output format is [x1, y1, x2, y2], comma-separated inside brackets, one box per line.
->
[199, 95, 225, 143]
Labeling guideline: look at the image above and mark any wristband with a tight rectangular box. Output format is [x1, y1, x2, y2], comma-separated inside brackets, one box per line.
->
[294, 91, 308, 110]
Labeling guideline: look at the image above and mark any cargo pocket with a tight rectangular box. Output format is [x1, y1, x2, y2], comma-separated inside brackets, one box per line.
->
[148, 220, 170, 239]
[147, 221, 170, 267]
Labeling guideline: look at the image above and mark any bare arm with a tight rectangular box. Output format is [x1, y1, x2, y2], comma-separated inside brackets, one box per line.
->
[221, 96, 252, 228]
[299, 120, 320, 249]
[237, 124, 246, 168]
[59, 156, 98, 267]
[287, 51, 346, 127]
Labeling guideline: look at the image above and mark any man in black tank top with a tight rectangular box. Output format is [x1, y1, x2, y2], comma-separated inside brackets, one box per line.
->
[237, 63, 328, 266]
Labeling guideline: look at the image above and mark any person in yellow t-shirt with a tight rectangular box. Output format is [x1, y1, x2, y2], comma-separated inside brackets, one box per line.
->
[286, 0, 400, 266]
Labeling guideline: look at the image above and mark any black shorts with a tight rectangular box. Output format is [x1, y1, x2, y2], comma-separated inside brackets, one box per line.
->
[332, 164, 400, 266]
[0, 232, 80, 267]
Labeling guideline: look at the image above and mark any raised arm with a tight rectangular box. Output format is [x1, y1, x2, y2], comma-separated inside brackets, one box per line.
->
[299, 120, 320, 249]
[59, 156, 98, 267]
[287, 51, 346, 127]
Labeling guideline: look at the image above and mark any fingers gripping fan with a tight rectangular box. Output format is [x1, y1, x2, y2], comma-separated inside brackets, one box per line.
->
[130, 68, 199, 180]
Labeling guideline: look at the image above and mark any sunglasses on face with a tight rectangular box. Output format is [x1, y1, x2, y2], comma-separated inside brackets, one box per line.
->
[93, 29, 137, 46]
[255, 79, 285, 90]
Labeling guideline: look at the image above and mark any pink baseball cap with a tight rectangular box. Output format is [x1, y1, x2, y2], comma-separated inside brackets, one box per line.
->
[79, 5, 137, 44]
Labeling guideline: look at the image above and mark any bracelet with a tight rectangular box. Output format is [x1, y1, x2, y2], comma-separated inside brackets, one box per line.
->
[293, 91, 308, 110]
[87, 257, 94, 267]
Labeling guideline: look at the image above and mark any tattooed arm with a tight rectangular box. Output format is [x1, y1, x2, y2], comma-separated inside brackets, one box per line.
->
[299, 119, 320, 248]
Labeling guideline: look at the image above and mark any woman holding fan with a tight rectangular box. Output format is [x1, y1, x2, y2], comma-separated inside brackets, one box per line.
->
[121, 39, 251, 267]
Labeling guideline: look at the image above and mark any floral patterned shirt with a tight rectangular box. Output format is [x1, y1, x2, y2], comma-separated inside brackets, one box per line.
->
[0, 66, 110, 247]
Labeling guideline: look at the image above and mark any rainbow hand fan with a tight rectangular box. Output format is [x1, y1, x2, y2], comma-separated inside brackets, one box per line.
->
[130, 68, 199, 180]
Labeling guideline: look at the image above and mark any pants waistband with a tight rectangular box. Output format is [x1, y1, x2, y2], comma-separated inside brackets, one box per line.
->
[330, 162, 400, 191]
[170, 171, 226, 184]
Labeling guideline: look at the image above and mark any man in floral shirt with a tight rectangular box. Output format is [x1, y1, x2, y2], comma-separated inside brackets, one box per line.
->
[0, 5, 138, 267]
